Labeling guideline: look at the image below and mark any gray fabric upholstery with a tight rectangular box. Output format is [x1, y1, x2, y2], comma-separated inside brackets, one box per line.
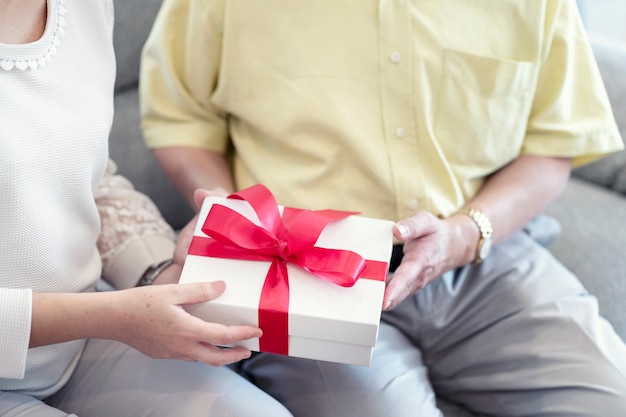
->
[109, 88, 194, 229]
[547, 179, 626, 339]
[109, 0, 194, 230]
[112, 0, 163, 92]
[108, 2, 626, 414]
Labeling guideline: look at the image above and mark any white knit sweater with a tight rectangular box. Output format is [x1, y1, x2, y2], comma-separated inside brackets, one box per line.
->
[0, 0, 115, 397]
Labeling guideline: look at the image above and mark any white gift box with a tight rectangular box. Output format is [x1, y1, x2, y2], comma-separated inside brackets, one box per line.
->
[179, 192, 394, 366]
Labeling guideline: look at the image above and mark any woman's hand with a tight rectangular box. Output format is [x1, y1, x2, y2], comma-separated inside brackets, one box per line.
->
[31, 280, 261, 366]
[382, 211, 478, 311]
[112, 281, 262, 366]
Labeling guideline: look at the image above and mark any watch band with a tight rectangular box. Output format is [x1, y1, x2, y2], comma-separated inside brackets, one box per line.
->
[136, 258, 174, 287]
[459, 207, 493, 264]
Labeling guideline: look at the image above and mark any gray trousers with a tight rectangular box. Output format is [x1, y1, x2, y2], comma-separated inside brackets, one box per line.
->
[239, 232, 626, 416]
[3, 232, 625, 416]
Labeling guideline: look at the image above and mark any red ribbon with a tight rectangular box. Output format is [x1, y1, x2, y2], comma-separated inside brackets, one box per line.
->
[188, 184, 387, 355]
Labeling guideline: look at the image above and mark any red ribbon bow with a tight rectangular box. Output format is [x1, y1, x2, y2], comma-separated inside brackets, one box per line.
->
[188, 184, 385, 354]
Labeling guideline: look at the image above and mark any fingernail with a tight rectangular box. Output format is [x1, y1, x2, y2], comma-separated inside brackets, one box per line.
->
[395, 224, 408, 238]
[383, 298, 393, 311]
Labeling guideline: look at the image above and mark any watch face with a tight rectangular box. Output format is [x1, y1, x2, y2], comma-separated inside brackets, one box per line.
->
[479, 237, 493, 260]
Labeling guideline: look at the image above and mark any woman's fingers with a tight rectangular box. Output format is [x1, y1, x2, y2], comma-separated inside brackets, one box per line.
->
[193, 344, 254, 367]
[182, 321, 261, 366]
[163, 281, 228, 305]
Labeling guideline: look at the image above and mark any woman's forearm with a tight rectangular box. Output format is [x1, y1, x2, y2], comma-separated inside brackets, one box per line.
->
[30, 291, 119, 348]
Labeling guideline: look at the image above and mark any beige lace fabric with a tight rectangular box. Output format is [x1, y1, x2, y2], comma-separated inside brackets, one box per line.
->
[96, 159, 176, 289]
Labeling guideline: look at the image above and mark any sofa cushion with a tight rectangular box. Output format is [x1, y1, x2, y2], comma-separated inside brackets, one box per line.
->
[113, 0, 163, 92]
[573, 34, 626, 195]
[110, 89, 195, 229]
[546, 178, 626, 340]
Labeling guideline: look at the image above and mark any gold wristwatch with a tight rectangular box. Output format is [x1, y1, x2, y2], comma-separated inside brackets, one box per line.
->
[459, 207, 493, 264]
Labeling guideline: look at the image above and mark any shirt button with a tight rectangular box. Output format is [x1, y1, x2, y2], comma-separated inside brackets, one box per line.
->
[390, 51, 401, 63]
[408, 199, 419, 210]
[395, 127, 405, 138]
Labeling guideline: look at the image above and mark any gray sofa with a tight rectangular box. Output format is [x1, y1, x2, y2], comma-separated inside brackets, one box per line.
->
[109, 2, 625, 416]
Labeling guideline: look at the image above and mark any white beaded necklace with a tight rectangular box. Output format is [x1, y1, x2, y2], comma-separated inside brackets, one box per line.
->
[0, 0, 67, 71]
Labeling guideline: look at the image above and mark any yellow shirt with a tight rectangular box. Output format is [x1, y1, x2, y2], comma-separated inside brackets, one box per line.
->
[141, 0, 623, 221]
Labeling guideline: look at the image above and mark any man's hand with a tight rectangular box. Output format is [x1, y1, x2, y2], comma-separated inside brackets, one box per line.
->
[382, 155, 572, 311]
[383, 211, 478, 311]
[173, 188, 229, 266]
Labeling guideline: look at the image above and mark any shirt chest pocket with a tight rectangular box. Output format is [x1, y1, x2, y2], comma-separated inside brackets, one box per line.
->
[434, 49, 535, 173]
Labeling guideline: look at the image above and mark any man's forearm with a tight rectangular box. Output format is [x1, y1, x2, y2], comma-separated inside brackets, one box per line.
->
[464, 154, 571, 244]
[152, 147, 235, 210]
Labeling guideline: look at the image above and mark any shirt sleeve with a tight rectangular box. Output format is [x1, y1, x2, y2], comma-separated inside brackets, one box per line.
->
[96, 159, 176, 289]
[0, 288, 32, 379]
[523, 0, 624, 167]
[140, 0, 228, 152]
